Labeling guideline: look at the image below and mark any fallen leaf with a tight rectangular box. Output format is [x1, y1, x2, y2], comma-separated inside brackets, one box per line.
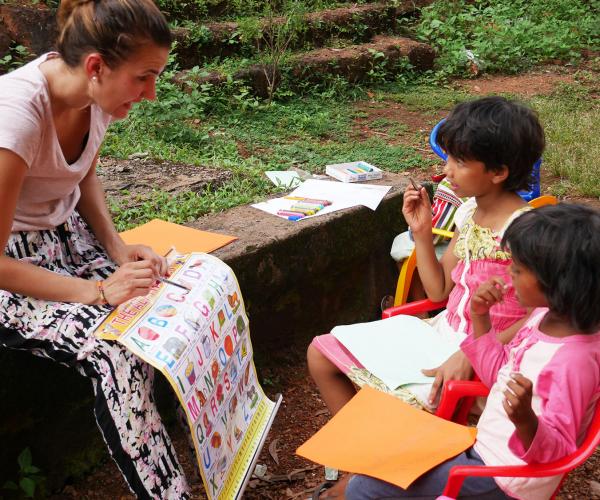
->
[269, 438, 280, 465]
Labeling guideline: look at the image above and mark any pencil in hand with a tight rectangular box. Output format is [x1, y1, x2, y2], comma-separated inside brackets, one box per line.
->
[409, 177, 421, 191]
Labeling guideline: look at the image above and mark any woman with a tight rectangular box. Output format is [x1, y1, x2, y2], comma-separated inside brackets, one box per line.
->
[0, 0, 190, 497]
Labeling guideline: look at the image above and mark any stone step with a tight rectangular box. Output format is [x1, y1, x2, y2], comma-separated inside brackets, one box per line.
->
[176, 35, 436, 97]
[162, 0, 386, 22]
[174, 0, 432, 68]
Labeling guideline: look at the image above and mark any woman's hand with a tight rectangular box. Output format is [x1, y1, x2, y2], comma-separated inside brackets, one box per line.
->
[402, 183, 432, 236]
[113, 244, 168, 277]
[471, 277, 508, 317]
[503, 372, 538, 449]
[422, 350, 473, 407]
[101, 260, 157, 305]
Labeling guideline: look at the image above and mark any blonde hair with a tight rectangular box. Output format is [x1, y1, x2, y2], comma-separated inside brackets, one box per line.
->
[56, 0, 172, 68]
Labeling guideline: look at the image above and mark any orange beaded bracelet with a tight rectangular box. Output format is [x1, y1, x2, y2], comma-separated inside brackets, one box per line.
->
[96, 280, 108, 305]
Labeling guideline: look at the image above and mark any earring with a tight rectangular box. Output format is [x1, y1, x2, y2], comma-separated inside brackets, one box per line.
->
[91, 75, 98, 83]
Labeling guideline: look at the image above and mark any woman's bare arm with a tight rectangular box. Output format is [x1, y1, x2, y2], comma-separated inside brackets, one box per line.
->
[0, 149, 99, 303]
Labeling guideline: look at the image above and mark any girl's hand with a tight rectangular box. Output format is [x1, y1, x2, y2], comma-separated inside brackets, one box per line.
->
[422, 350, 473, 407]
[471, 277, 508, 316]
[114, 244, 168, 277]
[503, 373, 538, 448]
[101, 260, 157, 305]
[402, 183, 432, 236]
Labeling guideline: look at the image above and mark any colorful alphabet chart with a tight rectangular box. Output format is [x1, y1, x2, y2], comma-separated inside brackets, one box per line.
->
[95, 252, 281, 500]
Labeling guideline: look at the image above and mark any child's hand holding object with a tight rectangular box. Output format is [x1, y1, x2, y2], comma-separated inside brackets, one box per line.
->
[471, 277, 509, 316]
[503, 372, 538, 449]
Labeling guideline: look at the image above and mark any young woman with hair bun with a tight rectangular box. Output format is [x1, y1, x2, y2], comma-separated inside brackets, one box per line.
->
[0, 1, 191, 497]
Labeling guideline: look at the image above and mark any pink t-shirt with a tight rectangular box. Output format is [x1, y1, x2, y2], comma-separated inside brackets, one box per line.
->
[0, 53, 112, 231]
[462, 308, 600, 499]
[445, 197, 529, 336]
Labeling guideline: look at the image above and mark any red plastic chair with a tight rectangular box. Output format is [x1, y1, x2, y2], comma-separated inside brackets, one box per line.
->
[435, 380, 600, 500]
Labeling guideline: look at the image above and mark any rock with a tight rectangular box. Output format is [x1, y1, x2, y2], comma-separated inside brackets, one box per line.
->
[0, 4, 57, 57]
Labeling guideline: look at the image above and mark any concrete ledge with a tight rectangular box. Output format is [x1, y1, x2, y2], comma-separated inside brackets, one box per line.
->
[191, 172, 412, 356]
[0, 172, 415, 486]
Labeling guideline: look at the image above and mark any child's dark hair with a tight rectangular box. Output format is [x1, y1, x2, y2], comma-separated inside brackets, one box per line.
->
[502, 203, 600, 333]
[437, 96, 545, 192]
[57, 0, 172, 68]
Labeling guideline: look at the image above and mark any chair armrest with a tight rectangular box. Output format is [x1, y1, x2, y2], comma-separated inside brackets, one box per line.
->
[442, 456, 579, 499]
[435, 380, 489, 421]
[382, 298, 448, 319]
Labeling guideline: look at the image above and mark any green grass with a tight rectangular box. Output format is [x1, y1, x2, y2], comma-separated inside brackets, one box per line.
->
[532, 78, 600, 198]
[100, 0, 599, 228]
[415, 0, 600, 78]
[103, 71, 600, 229]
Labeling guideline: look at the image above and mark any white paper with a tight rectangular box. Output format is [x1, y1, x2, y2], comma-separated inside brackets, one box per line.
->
[265, 170, 302, 188]
[332, 315, 461, 389]
[251, 179, 391, 220]
[293, 179, 391, 211]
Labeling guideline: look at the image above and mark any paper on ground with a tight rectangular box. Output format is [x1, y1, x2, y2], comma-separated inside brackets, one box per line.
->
[332, 314, 461, 389]
[251, 179, 391, 220]
[265, 170, 302, 188]
[297, 386, 477, 490]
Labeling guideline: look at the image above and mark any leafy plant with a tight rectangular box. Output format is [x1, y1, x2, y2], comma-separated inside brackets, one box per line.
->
[415, 0, 599, 78]
[2, 448, 45, 499]
[0, 45, 32, 73]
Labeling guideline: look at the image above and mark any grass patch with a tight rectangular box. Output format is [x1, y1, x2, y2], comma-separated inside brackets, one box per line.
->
[415, 0, 600, 78]
[104, 72, 600, 229]
[532, 81, 600, 198]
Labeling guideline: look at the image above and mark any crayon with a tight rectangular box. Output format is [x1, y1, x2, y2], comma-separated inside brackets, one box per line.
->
[292, 203, 325, 211]
[287, 215, 304, 221]
[357, 162, 373, 172]
[409, 177, 421, 191]
[288, 207, 316, 216]
[284, 196, 332, 206]
[277, 210, 306, 218]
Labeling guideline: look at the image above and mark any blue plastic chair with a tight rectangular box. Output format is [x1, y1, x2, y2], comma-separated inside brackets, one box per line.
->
[429, 119, 541, 201]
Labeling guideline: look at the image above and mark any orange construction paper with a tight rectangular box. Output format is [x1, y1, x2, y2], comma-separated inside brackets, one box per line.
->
[119, 219, 237, 256]
[297, 387, 477, 490]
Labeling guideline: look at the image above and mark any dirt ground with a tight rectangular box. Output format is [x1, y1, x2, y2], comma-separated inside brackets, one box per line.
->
[49, 67, 600, 500]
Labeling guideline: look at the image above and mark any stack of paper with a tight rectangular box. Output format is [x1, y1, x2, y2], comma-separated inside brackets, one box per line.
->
[252, 179, 391, 220]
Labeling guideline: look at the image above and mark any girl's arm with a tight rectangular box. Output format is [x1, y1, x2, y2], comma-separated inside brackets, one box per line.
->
[76, 155, 167, 276]
[402, 184, 459, 302]
[508, 350, 600, 463]
[461, 279, 532, 387]
[0, 149, 157, 305]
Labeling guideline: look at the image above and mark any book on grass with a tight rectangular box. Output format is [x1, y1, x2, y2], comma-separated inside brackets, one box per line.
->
[325, 161, 383, 183]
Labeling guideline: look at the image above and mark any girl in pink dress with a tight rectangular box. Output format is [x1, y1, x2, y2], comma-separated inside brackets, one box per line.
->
[308, 97, 546, 427]
[345, 202, 600, 500]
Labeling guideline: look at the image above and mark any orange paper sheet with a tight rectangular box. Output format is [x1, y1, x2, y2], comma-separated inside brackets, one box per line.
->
[120, 219, 237, 255]
[297, 387, 477, 489]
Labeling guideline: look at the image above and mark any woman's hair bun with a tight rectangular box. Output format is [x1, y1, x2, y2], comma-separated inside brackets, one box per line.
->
[56, 0, 94, 31]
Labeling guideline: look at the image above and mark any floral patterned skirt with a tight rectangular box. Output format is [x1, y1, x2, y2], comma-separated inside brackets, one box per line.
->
[0, 212, 190, 499]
